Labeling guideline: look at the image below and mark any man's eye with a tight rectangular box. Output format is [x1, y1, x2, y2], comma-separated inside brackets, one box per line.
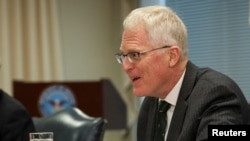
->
[130, 52, 140, 58]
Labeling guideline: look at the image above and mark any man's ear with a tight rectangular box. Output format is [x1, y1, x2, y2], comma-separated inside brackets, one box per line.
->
[169, 46, 181, 67]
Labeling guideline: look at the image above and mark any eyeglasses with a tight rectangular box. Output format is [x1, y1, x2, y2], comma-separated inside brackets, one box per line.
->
[115, 45, 172, 64]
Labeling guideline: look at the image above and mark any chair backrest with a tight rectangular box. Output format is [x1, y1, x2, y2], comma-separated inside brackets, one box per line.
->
[32, 107, 107, 141]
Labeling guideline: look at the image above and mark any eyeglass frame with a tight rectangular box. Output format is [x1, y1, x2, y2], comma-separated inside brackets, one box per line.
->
[115, 45, 172, 64]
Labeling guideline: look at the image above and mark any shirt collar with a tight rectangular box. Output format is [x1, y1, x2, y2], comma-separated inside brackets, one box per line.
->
[161, 69, 186, 106]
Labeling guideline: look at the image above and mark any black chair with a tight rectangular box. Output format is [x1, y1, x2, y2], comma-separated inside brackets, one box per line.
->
[32, 107, 108, 141]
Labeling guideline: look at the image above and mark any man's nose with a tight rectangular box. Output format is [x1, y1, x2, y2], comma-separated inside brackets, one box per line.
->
[122, 57, 133, 71]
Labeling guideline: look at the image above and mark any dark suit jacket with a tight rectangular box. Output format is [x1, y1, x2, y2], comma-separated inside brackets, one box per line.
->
[0, 89, 35, 141]
[137, 61, 250, 141]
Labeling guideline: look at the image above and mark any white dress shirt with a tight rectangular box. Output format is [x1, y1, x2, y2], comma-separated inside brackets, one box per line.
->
[159, 69, 186, 141]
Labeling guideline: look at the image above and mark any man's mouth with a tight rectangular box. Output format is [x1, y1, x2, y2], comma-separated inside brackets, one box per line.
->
[132, 77, 140, 82]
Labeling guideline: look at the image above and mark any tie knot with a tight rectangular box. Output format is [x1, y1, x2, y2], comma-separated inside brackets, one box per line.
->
[159, 100, 170, 113]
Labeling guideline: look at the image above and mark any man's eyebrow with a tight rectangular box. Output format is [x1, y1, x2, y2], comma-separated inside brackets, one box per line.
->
[121, 48, 142, 53]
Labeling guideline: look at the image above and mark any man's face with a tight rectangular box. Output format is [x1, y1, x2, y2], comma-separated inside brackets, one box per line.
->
[120, 28, 172, 98]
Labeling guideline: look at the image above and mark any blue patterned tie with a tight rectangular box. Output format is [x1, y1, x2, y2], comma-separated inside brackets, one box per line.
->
[155, 100, 171, 141]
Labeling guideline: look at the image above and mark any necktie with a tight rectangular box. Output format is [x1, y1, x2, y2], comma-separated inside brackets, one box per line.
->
[155, 100, 171, 141]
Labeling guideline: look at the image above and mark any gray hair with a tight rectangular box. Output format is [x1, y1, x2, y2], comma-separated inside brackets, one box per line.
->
[123, 5, 188, 60]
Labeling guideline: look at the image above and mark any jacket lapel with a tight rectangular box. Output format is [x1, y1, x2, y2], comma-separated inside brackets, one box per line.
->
[137, 97, 158, 141]
[167, 61, 198, 141]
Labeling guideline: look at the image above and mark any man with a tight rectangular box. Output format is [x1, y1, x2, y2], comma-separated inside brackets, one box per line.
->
[0, 89, 35, 141]
[115, 5, 250, 141]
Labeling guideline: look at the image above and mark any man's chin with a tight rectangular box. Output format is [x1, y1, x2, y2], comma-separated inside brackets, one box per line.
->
[133, 90, 147, 97]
